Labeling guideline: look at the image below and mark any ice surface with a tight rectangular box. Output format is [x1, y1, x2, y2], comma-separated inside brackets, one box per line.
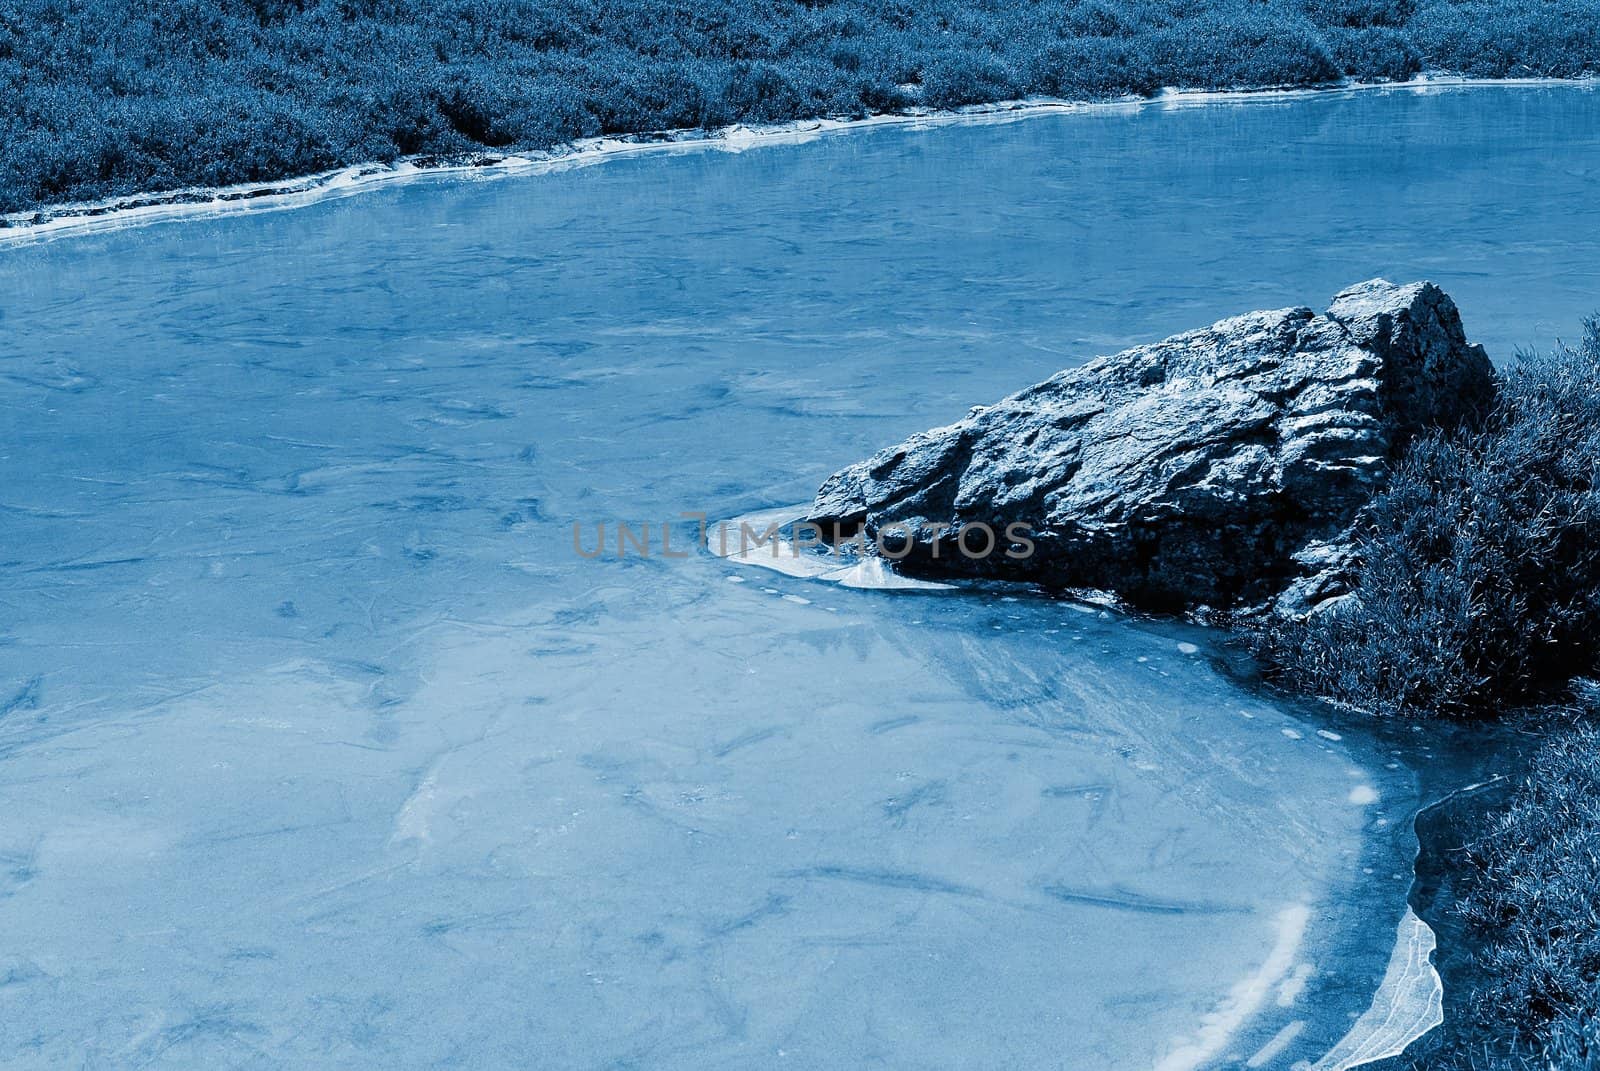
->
[0, 85, 1589, 1067]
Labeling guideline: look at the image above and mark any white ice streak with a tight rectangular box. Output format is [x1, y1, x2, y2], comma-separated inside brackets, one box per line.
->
[1155, 903, 1312, 1071]
[1277, 962, 1314, 1007]
[1247, 1020, 1307, 1068]
[1310, 908, 1443, 1071]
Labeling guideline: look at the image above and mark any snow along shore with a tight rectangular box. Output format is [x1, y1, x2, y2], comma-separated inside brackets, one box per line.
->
[1, 74, 1593, 246]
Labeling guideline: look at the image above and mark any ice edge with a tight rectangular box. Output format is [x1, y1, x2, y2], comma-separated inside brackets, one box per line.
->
[1310, 907, 1444, 1071]
[2, 75, 1594, 246]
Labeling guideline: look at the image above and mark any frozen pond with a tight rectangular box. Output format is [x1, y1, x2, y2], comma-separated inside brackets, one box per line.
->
[1, 84, 1596, 1068]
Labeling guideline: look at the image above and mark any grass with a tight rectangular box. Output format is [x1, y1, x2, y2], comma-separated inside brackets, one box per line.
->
[1457, 712, 1600, 1066]
[1401, 710, 1600, 1071]
[1252, 328, 1600, 1069]
[3, 0, 1600, 213]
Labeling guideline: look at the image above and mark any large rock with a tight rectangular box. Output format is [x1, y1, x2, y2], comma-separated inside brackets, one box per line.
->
[807, 280, 1495, 615]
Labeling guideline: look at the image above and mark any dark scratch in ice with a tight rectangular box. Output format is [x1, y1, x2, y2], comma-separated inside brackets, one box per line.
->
[0, 676, 41, 720]
[706, 892, 792, 937]
[1041, 782, 1110, 799]
[784, 865, 982, 898]
[712, 726, 785, 758]
[1040, 884, 1245, 915]
[881, 779, 946, 827]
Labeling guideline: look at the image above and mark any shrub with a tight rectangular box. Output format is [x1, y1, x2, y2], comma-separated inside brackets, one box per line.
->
[919, 49, 1021, 109]
[1254, 325, 1600, 719]
[1457, 714, 1600, 1057]
[1303, 0, 1415, 28]
[1028, 36, 1165, 97]
[3, 0, 1600, 211]
[721, 60, 807, 122]
[1147, 8, 1341, 88]
[1058, 0, 1148, 38]
[1408, 0, 1600, 77]
[1324, 24, 1423, 79]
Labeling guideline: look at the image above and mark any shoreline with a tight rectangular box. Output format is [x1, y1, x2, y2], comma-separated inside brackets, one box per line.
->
[713, 508, 1452, 1070]
[2, 73, 1593, 247]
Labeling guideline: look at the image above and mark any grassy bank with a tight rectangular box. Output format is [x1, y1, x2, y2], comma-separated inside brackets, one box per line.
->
[3, 0, 1600, 214]
[1455, 714, 1600, 1068]
[1254, 328, 1600, 1069]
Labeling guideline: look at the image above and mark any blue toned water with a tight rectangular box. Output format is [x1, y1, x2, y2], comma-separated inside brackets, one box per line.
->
[0, 84, 1595, 1068]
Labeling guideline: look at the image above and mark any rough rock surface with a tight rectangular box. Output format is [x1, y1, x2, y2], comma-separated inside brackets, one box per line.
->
[807, 280, 1495, 615]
